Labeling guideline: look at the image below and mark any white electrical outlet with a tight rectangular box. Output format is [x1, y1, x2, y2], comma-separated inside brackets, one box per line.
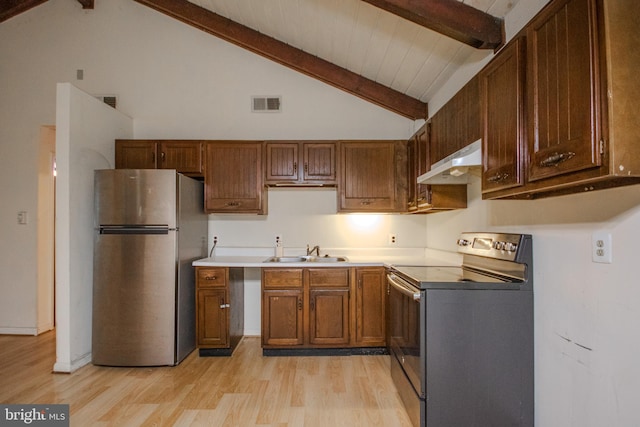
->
[592, 231, 612, 264]
[388, 234, 397, 245]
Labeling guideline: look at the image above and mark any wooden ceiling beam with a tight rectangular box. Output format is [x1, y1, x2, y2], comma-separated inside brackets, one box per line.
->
[361, 0, 504, 49]
[133, 0, 427, 120]
[0, 0, 48, 23]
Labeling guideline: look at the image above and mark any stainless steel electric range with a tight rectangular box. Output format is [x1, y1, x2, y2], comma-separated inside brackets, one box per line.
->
[387, 232, 533, 427]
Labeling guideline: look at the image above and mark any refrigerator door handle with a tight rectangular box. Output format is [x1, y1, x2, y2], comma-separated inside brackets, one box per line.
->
[99, 226, 171, 235]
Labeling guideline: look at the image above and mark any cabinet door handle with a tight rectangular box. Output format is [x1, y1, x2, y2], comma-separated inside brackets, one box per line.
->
[205, 276, 217, 281]
[487, 172, 510, 183]
[219, 298, 226, 309]
[161, 151, 166, 162]
[539, 151, 575, 167]
[360, 200, 372, 206]
[298, 298, 303, 311]
[225, 201, 241, 207]
[304, 163, 308, 173]
[293, 162, 297, 173]
[358, 279, 362, 289]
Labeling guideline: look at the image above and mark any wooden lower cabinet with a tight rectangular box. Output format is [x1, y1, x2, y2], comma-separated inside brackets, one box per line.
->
[309, 289, 350, 345]
[262, 289, 304, 346]
[197, 288, 228, 347]
[308, 268, 350, 346]
[196, 267, 244, 356]
[262, 269, 304, 347]
[261, 267, 386, 350]
[354, 267, 386, 347]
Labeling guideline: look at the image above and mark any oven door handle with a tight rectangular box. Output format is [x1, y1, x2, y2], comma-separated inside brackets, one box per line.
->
[387, 274, 421, 301]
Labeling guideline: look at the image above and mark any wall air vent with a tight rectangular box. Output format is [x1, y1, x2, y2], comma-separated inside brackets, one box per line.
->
[252, 96, 282, 112]
[94, 95, 117, 109]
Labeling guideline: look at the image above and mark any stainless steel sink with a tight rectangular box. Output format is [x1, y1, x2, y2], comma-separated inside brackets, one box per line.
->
[263, 256, 308, 263]
[263, 255, 348, 263]
[308, 256, 348, 263]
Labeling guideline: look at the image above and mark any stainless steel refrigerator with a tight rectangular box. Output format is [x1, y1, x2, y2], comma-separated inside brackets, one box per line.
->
[92, 169, 207, 366]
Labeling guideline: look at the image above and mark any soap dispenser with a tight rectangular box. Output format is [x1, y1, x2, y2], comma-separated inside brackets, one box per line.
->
[275, 236, 284, 257]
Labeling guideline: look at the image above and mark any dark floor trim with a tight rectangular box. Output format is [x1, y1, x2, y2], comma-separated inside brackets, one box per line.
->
[199, 348, 234, 357]
[263, 347, 388, 357]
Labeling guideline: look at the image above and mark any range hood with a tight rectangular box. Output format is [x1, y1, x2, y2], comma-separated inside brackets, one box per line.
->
[417, 139, 482, 185]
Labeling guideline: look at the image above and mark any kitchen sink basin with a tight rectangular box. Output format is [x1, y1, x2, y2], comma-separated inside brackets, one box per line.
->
[308, 256, 349, 263]
[263, 256, 308, 263]
[263, 255, 348, 263]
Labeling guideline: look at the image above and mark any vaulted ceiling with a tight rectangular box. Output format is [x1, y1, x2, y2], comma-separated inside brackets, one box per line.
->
[0, 0, 522, 119]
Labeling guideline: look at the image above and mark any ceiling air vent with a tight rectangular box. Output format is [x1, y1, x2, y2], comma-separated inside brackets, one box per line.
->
[252, 96, 282, 113]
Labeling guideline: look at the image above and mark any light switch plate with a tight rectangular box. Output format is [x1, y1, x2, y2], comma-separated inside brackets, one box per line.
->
[17, 211, 28, 225]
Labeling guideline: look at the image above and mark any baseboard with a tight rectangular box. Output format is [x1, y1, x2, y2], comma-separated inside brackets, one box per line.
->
[37, 323, 54, 335]
[0, 327, 38, 335]
[53, 352, 92, 373]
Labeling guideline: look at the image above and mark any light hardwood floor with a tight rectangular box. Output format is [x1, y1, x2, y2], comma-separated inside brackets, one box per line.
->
[0, 331, 413, 426]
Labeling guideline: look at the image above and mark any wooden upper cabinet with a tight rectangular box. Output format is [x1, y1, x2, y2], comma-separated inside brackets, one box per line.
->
[265, 141, 336, 185]
[482, 0, 640, 199]
[265, 142, 298, 182]
[115, 140, 157, 169]
[115, 140, 204, 177]
[303, 142, 337, 183]
[158, 141, 203, 175]
[527, 0, 601, 182]
[205, 141, 266, 214]
[338, 140, 407, 213]
[407, 125, 467, 213]
[481, 37, 527, 195]
[407, 125, 430, 211]
[430, 76, 481, 165]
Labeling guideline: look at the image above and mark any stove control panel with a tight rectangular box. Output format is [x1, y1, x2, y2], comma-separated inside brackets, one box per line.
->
[457, 232, 529, 261]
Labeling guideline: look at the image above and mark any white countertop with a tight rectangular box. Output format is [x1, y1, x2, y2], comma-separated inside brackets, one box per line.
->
[192, 247, 461, 268]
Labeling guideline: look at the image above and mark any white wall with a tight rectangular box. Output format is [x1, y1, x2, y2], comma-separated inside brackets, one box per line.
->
[210, 188, 427, 250]
[4, 0, 639, 424]
[0, 0, 418, 336]
[423, 1, 640, 425]
[54, 83, 133, 372]
[426, 179, 640, 427]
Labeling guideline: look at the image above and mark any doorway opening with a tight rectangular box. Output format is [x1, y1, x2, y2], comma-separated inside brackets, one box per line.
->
[37, 125, 56, 334]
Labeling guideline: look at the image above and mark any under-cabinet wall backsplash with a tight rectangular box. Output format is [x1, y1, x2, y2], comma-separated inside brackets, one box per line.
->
[208, 188, 428, 249]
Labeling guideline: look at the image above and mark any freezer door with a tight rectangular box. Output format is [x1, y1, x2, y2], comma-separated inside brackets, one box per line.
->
[94, 169, 177, 228]
[92, 231, 177, 366]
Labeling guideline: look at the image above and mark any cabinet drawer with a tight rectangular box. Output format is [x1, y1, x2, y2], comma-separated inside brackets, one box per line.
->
[197, 268, 227, 287]
[308, 268, 350, 288]
[263, 269, 303, 288]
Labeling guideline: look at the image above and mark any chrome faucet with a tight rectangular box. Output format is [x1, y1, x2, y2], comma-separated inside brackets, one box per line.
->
[306, 244, 320, 256]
